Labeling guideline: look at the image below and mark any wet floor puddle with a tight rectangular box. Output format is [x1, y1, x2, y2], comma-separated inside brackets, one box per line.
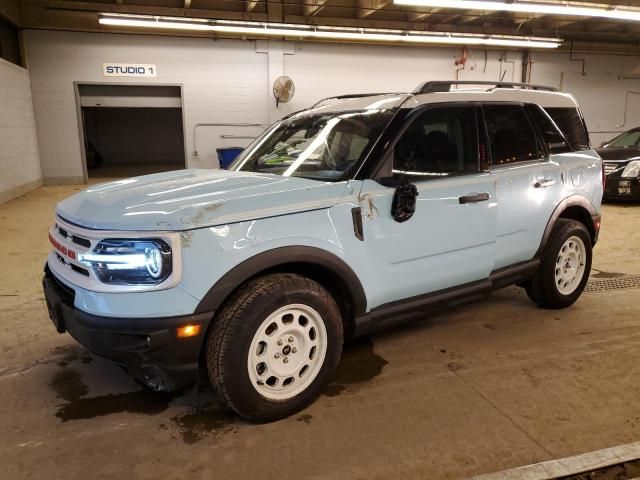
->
[49, 367, 180, 421]
[169, 404, 237, 444]
[49, 366, 238, 443]
[323, 337, 388, 397]
[591, 269, 627, 279]
[47, 337, 388, 441]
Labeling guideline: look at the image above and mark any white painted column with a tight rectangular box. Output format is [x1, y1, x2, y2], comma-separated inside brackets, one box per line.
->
[256, 40, 296, 123]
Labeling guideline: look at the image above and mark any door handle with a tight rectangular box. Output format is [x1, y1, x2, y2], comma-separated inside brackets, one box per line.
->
[459, 192, 490, 204]
[534, 179, 556, 188]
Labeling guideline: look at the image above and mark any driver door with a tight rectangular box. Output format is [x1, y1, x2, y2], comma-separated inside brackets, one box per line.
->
[358, 105, 497, 310]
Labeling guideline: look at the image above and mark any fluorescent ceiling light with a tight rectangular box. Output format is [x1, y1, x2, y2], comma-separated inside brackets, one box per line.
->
[98, 15, 562, 49]
[394, 0, 640, 22]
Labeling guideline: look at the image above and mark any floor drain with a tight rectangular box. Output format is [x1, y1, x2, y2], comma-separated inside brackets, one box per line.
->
[585, 274, 640, 293]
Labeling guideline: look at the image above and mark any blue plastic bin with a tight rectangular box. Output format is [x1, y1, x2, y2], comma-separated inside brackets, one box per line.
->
[216, 147, 243, 169]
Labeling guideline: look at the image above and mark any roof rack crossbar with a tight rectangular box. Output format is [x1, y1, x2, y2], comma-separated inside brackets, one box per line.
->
[311, 92, 404, 108]
[414, 81, 558, 94]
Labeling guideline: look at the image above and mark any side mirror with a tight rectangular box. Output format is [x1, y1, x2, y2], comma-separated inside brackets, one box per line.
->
[378, 175, 419, 223]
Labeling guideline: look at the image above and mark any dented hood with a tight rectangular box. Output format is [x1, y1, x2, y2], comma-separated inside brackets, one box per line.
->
[57, 169, 348, 231]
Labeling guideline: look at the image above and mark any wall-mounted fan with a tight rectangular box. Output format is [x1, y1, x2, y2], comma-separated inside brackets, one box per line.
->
[273, 75, 295, 107]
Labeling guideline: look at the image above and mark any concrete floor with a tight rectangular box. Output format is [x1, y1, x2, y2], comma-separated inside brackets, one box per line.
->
[1, 186, 640, 480]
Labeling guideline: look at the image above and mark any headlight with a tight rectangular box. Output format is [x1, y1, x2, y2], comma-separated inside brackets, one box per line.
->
[622, 160, 640, 178]
[79, 239, 172, 285]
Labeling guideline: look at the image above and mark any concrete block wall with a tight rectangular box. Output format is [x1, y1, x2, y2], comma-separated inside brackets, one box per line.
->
[0, 57, 41, 203]
[23, 29, 640, 183]
[24, 30, 268, 181]
[530, 51, 640, 146]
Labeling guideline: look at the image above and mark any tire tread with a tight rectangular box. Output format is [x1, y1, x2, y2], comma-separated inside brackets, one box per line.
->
[206, 273, 342, 422]
[526, 219, 592, 309]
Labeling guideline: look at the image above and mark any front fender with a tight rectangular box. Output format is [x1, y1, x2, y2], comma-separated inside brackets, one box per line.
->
[177, 207, 368, 316]
[193, 245, 367, 317]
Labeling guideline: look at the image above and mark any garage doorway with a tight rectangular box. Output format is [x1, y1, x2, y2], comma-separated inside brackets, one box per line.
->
[75, 83, 186, 181]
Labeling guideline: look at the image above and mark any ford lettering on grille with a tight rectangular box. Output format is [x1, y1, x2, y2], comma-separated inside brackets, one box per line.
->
[49, 232, 77, 260]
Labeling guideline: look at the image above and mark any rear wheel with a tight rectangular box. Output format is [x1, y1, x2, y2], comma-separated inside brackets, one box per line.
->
[206, 273, 343, 423]
[526, 219, 592, 309]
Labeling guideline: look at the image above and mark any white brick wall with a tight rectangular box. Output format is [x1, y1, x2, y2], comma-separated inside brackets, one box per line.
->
[22, 29, 640, 183]
[24, 30, 269, 181]
[0, 58, 41, 203]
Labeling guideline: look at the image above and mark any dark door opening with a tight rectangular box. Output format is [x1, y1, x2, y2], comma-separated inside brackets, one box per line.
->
[77, 84, 186, 180]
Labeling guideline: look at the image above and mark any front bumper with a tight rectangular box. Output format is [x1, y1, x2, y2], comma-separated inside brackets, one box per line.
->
[43, 265, 214, 391]
[604, 176, 640, 200]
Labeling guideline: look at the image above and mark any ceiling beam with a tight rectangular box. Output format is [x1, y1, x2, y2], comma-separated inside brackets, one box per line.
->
[286, 13, 524, 34]
[16, 6, 640, 52]
[456, 11, 490, 25]
[356, 0, 392, 19]
[38, 0, 268, 20]
[0, 0, 22, 25]
[19, 0, 640, 50]
[406, 7, 441, 22]
[267, 0, 283, 22]
[304, 0, 328, 17]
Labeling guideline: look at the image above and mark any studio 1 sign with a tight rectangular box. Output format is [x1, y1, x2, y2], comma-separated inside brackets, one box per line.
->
[103, 63, 158, 78]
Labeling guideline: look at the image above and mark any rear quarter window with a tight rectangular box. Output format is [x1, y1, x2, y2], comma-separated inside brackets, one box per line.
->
[544, 107, 590, 151]
[525, 104, 572, 154]
[483, 104, 542, 165]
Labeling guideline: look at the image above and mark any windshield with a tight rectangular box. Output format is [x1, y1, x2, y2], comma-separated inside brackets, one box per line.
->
[607, 130, 640, 148]
[232, 109, 395, 181]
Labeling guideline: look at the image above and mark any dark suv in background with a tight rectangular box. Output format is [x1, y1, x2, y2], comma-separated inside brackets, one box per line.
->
[597, 128, 640, 200]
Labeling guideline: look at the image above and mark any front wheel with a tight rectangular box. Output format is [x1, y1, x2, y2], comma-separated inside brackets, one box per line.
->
[206, 273, 343, 423]
[526, 219, 592, 309]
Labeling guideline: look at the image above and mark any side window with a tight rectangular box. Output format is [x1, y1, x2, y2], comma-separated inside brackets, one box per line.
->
[525, 104, 572, 154]
[544, 107, 590, 151]
[347, 135, 369, 162]
[483, 105, 541, 165]
[393, 107, 479, 177]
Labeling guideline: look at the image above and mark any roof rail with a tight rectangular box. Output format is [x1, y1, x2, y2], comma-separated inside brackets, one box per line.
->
[311, 92, 404, 108]
[414, 81, 558, 94]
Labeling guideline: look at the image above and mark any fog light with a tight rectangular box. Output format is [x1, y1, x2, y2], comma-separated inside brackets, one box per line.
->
[177, 324, 201, 338]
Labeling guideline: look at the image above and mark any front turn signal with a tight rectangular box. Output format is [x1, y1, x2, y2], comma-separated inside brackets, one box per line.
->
[177, 324, 201, 338]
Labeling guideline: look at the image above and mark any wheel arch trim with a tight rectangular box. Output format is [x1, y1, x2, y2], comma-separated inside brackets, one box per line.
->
[194, 246, 368, 321]
[535, 195, 598, 258]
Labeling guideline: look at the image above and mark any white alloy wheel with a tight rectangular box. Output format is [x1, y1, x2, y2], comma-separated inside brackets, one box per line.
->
[247, 304, 328, 400]
[554, 235, 587, 295]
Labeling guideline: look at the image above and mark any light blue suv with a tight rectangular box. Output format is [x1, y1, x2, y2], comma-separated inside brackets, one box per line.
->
[43, 81, 604, 422]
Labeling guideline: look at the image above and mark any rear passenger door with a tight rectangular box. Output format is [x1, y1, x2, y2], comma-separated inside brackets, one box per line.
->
[483, 103, 562, 269]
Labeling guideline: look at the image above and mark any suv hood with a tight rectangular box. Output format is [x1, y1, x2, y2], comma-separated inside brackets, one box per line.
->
[57, 169, 348, 231]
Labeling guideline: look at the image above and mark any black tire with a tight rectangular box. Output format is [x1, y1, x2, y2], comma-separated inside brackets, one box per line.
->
[526, 219, 592, 309]
[206, 273, 343, 423]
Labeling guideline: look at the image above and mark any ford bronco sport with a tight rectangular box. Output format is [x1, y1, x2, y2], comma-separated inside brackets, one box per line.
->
[43, 81, 603, 422]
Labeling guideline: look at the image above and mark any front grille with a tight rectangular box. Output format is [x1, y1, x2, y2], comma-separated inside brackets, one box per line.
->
[54, 252, 90, 277]
[604, 162, 618, 176]
[71, 264, 90, 277]
[55, 223, 91, 249]
[72, 235, 91, 248]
